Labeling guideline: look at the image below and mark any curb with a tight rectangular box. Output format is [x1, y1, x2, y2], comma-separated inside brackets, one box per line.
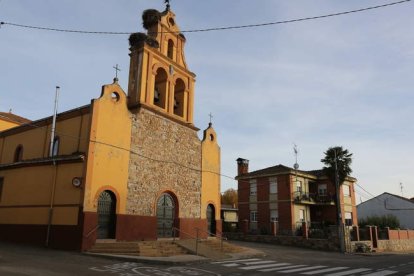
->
[84, 252, 210, 265]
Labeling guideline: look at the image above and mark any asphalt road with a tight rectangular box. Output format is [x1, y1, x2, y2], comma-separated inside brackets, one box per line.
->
[1, 241, 414, 276]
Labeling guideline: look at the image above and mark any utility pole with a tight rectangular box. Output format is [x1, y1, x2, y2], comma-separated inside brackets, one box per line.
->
[334, 149, 345, 253]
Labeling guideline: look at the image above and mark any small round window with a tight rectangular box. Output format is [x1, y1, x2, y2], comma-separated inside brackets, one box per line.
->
[169, 18, 175, 26]
[111, 92, 120, 102]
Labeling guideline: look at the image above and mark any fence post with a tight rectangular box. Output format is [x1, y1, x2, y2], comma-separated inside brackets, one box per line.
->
[271, 221, 278, 236]
[372, 226, 378, 249]
[302, 221, 309, 239]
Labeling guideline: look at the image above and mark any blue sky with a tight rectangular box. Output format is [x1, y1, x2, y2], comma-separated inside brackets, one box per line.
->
[1, 0, 414, 201]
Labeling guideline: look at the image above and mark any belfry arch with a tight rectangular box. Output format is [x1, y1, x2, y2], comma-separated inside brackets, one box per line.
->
[153, 67, 168, 109]
[173, 78, 186, 117]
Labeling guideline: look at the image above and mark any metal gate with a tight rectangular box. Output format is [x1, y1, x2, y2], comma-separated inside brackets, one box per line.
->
[207, 204, 216, 236]
[157, 193, 175, 238]
[97, 190, 116, 239]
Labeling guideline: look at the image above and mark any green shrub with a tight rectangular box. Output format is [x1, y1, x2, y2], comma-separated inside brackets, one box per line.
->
[358, 214, 400, 229]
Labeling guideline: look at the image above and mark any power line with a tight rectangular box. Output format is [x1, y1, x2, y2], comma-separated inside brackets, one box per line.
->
[0, 0, 411, 35]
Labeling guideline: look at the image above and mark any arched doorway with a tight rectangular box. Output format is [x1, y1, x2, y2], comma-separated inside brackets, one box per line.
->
[207, 204, 216, 236]
[157, 193, 175, 238]
[97, 190, 116, 239]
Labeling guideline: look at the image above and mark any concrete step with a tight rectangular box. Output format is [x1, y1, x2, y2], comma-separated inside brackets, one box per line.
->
[138, 241, 188, 257]
[201, 239, 247, 253]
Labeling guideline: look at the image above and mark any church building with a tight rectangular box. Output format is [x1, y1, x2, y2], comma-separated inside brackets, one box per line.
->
[0, 5, 221, 251]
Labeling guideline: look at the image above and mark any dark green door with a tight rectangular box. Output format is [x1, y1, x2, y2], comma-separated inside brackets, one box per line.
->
[157, 193, 175, 238]
[207, 204, 216, 236]
[97, 191, 116, 239]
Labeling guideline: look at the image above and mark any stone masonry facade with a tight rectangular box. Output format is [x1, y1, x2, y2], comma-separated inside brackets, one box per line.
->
[127, 107, 202, 218]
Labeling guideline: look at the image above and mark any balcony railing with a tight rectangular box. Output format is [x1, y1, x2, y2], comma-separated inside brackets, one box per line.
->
[292, 192, 335, 205]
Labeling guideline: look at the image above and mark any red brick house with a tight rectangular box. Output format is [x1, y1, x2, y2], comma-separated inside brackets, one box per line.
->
[236, 158, 358, 235]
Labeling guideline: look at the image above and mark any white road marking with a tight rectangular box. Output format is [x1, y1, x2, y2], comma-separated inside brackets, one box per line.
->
[241, 263, 294, 270]
[362, 270, 398, 276]
[211, 258, 260, 264]
[222, 263, 239, 267]
[325, 268, 372, 276]
[302, 267, 349, 275]
[241, 260, 277, 265]
[278, 265, 327, 273]
[258, 264, 307, 272]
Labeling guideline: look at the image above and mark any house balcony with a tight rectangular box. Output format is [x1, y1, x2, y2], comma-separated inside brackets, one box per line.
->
[292, 192, 335, 205]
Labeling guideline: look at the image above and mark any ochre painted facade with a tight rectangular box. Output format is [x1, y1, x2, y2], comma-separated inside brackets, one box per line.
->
[201, 124, 221, 222]
[0, 112, 31, 132]
[0, 6, 221, 250]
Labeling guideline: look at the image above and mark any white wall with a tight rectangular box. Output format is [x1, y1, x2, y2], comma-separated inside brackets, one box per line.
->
[357, 193, 414, 229]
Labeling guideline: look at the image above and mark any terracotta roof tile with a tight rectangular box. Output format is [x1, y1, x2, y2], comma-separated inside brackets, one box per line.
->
[0, 112, 31, 125]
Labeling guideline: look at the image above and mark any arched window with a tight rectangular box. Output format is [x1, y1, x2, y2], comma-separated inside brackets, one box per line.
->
[154, 68, 168, 109]
[173, 79, 185, 117]
[167, 39, 174, 60]
[14, 145, 23, 162]
[51, 137, 60, 157]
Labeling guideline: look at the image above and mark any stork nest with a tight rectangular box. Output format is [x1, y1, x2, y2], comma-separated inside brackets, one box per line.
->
[129, 32, 159, 49]
[142, 9, 161, 29]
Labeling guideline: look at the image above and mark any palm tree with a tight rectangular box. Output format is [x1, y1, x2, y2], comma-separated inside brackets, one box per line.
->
[321, 146, 353, 186]
[321, 146, 353, 253]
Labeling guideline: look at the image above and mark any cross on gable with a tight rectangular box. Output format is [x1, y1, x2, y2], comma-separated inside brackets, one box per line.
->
[113, 64, 121, 80]
[209, 113, 213, 124]
[165, 0, 171, 10]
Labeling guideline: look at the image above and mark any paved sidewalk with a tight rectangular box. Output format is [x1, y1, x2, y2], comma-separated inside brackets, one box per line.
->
[85, 243, 265, 265]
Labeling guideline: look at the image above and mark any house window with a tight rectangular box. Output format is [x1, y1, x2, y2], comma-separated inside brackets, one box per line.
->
[250, 211, 258, 222]
[14, 145, 23, 162]
[0, 178, 3, 202]
[345, 212, 353, 226]
[269, 177, 277, 194]
[299, 209, 305, 222]
[270, 210, 278, 222]
[250, 180, 257, 196]
[296, 180, 302, 193]
[318, 184, 327, 195]
[343, 185, 351, 197]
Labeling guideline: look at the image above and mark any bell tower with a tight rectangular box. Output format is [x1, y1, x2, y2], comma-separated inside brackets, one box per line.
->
[127, 6, 196, 125]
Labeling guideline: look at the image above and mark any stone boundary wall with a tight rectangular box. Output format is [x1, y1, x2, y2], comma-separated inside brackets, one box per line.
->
[378, 239, 414, 252]
[225, 232, 339, 252]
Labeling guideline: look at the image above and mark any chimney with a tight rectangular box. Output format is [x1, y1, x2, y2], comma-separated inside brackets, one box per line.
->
[236, 158, 249, 176]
